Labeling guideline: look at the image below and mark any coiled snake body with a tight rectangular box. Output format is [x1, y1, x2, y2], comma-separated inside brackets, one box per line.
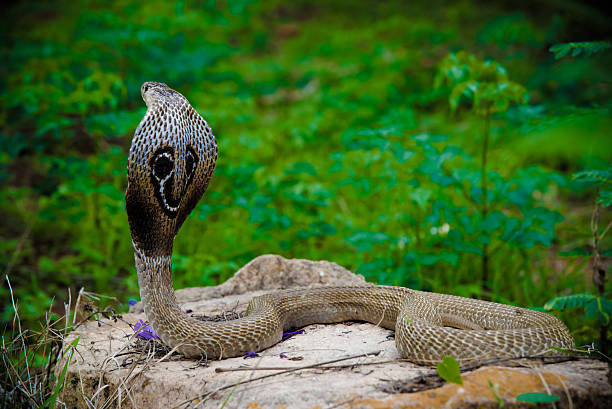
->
[126, 82, 574, 365]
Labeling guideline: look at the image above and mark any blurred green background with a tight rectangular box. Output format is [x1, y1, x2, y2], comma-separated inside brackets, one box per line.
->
[1, 0, 611, 348]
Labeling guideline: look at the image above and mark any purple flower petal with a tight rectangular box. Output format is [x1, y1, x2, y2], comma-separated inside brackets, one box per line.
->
[243, 352, 259, 359]
[279, 353, 288, 358]
[134, 319, 160, 340]
[281, 329, 305, 341]
[128, 298, 138, 307]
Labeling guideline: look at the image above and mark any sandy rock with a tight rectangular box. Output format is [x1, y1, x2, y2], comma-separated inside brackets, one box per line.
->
[58, 255, 612, 409]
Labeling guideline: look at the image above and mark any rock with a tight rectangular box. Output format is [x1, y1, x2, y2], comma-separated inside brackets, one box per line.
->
[129, 254, 368, 313]
[58, 255, 612, 409]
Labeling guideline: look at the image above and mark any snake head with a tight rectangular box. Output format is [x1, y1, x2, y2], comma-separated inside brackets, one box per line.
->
[140, 82, 178, 109]
[126, 82, 217, 255]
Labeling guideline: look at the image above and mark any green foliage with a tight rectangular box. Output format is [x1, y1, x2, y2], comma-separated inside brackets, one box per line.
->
[550, 150, 612, 350]
[545, 293, 596, 310]
[549, 42, 611, 60]
[573, 167, 612, 207]
[545, 293, 612, 325]
[1, 276, 75, 408]
[435, 51, 528, 115]
[436, 355, 463, 385]
[543, 39, 612, 353]
[477, 13, 540, 48]
[548, 163, 612, 348]
[516, 392, 559, 403]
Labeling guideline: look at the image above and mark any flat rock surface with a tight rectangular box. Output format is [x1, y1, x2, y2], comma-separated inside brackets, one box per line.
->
[58, 255, 612, 409]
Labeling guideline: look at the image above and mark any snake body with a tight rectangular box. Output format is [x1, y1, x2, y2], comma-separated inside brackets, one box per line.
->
[126, 82, 574, 365]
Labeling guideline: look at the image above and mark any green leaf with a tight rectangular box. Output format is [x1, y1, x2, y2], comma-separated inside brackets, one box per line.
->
[436, 51, 526, 115]
[598, 188, 612, 207]
[347, 231, 391, 252]
[544, 293, 595, 311]
[419, 252, 459, 267]
[597, 298, 612, 325]
[488, 380, 505, 409]
[409, 187, 433, 210]
[549, 42, 611, 60]
[547, 345, 579, 354]
[285, 161, 317, 176]
[585, 299, 599, 321]
[516, 392, 559, 403]
[481, 210, 507, 233]
[572, 168, 612, 186]
[455, 284, 482, 298]
[558, 247, 591, 257]
[586, 297, 612, 325]
[391, 141, 414, 164]
[436, 355, 463, 385]
[448, 81, 471, 113]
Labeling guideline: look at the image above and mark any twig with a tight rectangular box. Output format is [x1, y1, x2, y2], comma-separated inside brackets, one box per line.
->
[172, 350, 382, 409]
[64, 288, 71, 339]
[73, 287, 85, 326]
[326, 397, 357, 409]
[599, 219, 612, 240]
[97, 337, 152, 409]
[213, 357, 400, 372]
[214, 350, 381, 374]
[591, 187, 607, 355]
[534, 370, 557, 409]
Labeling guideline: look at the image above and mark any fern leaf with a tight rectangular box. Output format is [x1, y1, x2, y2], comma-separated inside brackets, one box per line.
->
[544, 293, 595, 311]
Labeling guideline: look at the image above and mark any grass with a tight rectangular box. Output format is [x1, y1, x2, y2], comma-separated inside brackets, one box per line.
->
[1, 276, 69, 408]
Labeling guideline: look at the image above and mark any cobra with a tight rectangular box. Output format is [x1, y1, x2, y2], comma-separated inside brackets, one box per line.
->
[126, 82, 574, 364]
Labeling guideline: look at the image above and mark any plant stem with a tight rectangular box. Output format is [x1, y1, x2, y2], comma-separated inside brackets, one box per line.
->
[481, 110, 490, 295]
[591, 188, 607, 355]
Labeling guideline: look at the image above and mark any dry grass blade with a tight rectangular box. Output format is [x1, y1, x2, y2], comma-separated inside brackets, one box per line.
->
[1, 275, 71, 408]
[1, 275, 132, 409]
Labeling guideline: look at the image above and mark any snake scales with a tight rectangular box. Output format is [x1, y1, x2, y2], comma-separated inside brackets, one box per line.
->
[126, 82, 574, 365]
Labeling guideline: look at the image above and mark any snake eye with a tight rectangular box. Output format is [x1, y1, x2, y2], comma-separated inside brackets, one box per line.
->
[144, 84, 150, 92]
[153, 152, 173, 180]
